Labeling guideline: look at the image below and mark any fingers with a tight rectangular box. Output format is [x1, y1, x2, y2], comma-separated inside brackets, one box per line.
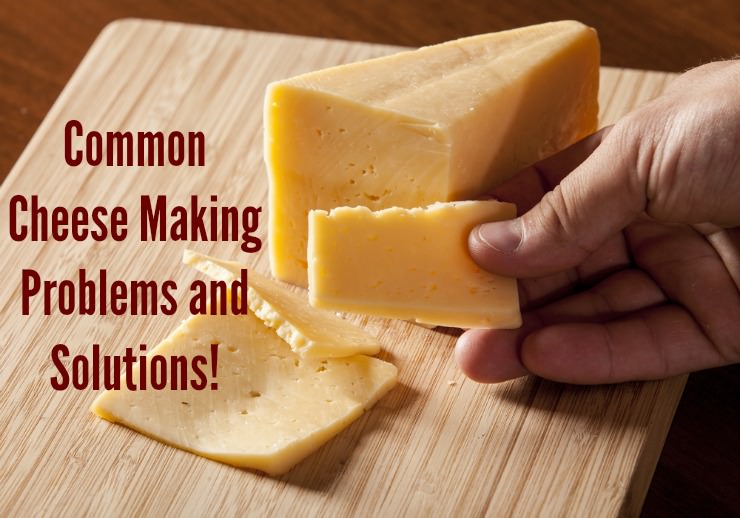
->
[455, 269, 667, 383]
[522, 305, 726, 384]
[457, 303, 726, 385]
[516, 232, 631, 312]
[470, 125, 646, 278]
[626, 218, 740, 359]
[459, 222, 740, 384]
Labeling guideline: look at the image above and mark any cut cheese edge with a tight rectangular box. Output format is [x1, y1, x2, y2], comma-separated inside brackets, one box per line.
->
[265, 20, 600, 285]
[308, 201, 521, 329]
[90, 308, 397, 476]
[182, 250, 381, 358]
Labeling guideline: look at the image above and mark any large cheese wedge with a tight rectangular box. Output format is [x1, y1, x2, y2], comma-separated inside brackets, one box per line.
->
[90, 308, 397, 476]
[265, 20, 600, 285]
[308, 201, 521, 329]
[182, 249, 380, 358]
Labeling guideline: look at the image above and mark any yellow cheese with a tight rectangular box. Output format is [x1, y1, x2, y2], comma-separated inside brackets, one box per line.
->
[265, 20, 599, 285]
[90, 309, 397, 476]
[308, 201, 521, 329]
[182, 249, 381, 358]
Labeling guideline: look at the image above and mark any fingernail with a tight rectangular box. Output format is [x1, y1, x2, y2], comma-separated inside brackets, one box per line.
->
[476, 219, 522, 253]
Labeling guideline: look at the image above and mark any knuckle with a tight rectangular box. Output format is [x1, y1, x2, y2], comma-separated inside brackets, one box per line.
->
[611, 115, 655, 197]
[533, 185, 593, 256]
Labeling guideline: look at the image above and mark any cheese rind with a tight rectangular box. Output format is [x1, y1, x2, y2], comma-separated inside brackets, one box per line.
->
[90, 310, 397, 476]
[182, 250, 381, 358]
[265, 21, 600, 285]
[308, 201, 521, 329]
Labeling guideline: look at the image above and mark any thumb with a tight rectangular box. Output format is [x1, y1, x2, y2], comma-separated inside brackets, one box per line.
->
[470, 126, 646, 277]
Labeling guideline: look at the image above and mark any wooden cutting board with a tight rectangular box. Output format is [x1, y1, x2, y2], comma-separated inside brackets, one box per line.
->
[0, 19, 685, 517]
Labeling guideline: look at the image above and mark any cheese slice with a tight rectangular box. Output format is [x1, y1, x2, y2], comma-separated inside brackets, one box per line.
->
[90, 309, 397, 476]
[182, 250, 381, 358]
[308, 201, 521, 329]
[265, 20, 600, 285]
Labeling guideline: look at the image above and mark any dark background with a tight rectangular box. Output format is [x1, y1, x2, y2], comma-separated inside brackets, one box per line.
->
[1, 1, 738, 515]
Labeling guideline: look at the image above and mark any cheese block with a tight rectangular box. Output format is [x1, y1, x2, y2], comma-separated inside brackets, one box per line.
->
[265, 20, 600, 285]
[90, 308, 397, 476]
[308, 201, 521, 328]
[182, 249, 381, 358]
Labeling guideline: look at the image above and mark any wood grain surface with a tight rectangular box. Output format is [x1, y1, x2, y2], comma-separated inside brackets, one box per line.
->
[0, 19, 694, 517]
[1, 2, 738, 517]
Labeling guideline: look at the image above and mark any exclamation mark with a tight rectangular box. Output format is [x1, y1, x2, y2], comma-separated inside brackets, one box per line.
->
[210, 343, 219, 389]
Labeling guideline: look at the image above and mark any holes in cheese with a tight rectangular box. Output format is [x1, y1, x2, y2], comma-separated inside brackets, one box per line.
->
[182, 250, 381, 358]
[307, 201, 522, 329]
[90, 304, 397, 476]
[265, 20, 600, 285]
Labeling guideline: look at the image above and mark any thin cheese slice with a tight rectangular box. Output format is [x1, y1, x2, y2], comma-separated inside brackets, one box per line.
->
[308, 201, 521, 329]
[90, 309, 397, 476]
[182, 250, 381, 358]
[265, 20, 599, 285]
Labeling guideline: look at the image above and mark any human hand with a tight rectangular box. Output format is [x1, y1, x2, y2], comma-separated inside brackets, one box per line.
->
[456, 60, 740, 384]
